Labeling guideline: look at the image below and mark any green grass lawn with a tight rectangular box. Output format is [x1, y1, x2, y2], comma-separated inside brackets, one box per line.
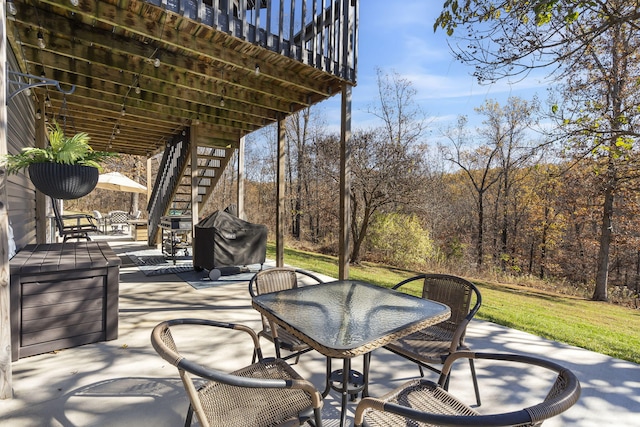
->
[268, 243, 640, 364]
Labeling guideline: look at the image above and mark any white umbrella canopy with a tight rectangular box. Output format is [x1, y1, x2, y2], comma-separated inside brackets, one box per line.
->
[96, 172, 147, 194]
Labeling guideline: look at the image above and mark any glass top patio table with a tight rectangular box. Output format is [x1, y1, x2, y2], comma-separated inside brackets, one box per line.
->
[251, 279, 451, 359]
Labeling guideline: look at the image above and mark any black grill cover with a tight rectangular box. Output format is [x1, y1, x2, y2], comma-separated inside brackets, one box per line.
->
[193, 210, 267, 270]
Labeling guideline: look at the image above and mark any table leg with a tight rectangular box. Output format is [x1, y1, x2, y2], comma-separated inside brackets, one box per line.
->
[340, 358, 350, 427]
[363, 352, 371, 398]
[323, 357, 332, 397]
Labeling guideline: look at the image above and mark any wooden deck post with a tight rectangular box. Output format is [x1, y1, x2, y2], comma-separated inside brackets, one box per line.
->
[339, 83, 352, 280]
[339, 0, 355, 280]
[237, 136, 245, 220]
[0, 1, 13, 399]
[190, 126, 199, 238]
[276, 116, 285, 267]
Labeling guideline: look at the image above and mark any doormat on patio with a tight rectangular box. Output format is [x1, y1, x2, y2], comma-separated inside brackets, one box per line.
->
[126, 250, 193, 276]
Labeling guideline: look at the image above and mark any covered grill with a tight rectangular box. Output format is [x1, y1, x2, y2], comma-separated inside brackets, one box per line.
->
[193, 210, 268, 280]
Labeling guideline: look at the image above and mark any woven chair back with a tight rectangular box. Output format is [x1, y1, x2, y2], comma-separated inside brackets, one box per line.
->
[421, 275, 474, 336]
[253, 268, 299, 295]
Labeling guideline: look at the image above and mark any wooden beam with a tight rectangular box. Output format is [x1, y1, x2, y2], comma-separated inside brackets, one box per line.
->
[276, 115, 285, 267]
[190, 126, 199, 256]
[237, 136, 245, 220]
[339, 84, 351, 280]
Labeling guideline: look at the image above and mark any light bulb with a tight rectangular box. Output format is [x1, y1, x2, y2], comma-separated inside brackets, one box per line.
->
[7, 0, 17, 16]
[37, 31, 46, 49]
[25, 88, 31, 97]
[193, 116, 200, 125]
[45, 95, 51, 108]
[220, 97, 225, 107]
[255, 64, 260, 75]
[115, 125, 121, 134]
[70, 0, 80, 6]
[153, 57, 160, 68]
[135, 83, 141, 94]
[35, 109, 42, 120]
[121, 106, 126, 116]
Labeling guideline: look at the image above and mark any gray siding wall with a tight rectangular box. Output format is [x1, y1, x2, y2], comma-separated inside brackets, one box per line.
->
[6, 46, 37, 253]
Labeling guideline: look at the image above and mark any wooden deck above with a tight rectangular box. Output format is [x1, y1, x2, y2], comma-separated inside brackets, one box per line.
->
[6, 0, 358, 156]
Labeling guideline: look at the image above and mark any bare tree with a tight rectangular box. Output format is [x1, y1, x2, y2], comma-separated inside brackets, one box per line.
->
[476, 97, 542, 270]
[441, 115, 502, 268]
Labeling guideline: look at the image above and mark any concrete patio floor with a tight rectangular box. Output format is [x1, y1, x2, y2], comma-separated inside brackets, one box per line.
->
[1, 239, 639, 426]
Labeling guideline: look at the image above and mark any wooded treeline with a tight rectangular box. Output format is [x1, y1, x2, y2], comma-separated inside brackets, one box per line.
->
[233, 121, 640, 307]
[219, 83, 640, 307]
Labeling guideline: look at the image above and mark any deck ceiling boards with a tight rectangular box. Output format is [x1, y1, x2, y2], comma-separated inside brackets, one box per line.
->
[6, 0, 347, 156]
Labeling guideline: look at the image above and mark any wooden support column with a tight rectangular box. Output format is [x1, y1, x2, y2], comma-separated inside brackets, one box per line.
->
[35, 99, 46, 244]
[237, 136, 245, 220]
[276, 117, 285, 267]
[0, 1, 13, 399]
[339, 84, 352, 280]
[190, 126, 199, 258]
[338, 0, 356, 280]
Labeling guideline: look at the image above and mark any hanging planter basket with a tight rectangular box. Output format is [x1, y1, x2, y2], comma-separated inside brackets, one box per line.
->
[28, 163, 99, 199]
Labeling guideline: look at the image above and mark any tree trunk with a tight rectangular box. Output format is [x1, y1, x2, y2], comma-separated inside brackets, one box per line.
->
[593, 185, 614, 301]
[539, 206, 549, 279]
[477, 191, 484, 267]
[350, 202, 372, 264]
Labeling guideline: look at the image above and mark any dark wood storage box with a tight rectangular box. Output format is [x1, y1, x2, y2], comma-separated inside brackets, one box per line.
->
[10, 242, 121, 361]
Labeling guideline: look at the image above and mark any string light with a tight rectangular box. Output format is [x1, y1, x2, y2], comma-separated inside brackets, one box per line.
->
[115, 124, 121, 134]
[37, 31, 46, 49]
[153, 57, 160, 68]
[120, 106, 126, 116]
[35, 109, 42, 120]
[255, 64, 260, 75]
[219, 97, 225, 107]
[135, 83, 141, 94]
[70, 0, 80, 6]
[45, 95, 51, 108]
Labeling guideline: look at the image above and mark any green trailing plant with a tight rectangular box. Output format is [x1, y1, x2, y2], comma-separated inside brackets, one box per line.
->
[3, 121, 116, 174]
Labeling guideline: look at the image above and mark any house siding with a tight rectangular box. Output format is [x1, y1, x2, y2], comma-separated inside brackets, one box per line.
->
[6, 46, 37, 253]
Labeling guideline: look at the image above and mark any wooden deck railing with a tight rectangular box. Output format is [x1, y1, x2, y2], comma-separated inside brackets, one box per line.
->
[147, 0, 358, 83]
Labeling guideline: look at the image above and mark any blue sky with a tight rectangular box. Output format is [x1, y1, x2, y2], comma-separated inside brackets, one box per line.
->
[320, 1, 551, 138]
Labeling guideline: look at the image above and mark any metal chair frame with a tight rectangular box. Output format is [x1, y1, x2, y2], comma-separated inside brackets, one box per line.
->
[383, 273, 483, 406]
[354, 351, 581, 427]
[249, 267, 324, 363]
[50, 197, 99, 241]
[151, 318, 324, 427]
[107, 210, 130, 234]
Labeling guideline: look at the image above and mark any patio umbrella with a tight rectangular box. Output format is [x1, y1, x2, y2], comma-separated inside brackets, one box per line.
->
[96, 172, 147, 194]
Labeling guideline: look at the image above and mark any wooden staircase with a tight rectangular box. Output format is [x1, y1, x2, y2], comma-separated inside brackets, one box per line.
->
[147, 128, 236, 244]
